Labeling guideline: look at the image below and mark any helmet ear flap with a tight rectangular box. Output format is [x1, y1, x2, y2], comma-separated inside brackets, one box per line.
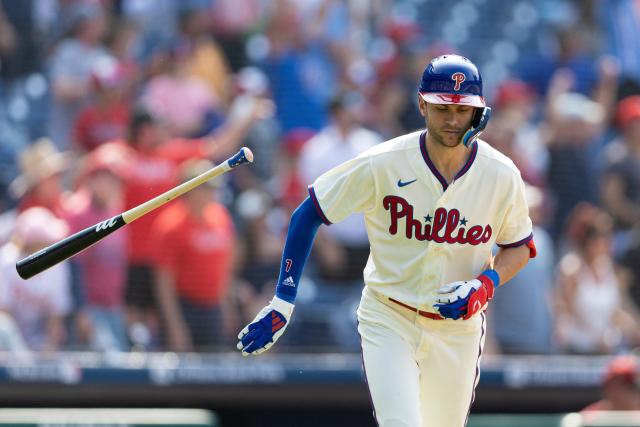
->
[462, 107, 492, 147]
[471, 107, 485, 128]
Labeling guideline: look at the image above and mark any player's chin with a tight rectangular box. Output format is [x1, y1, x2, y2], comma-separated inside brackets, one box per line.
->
[441, 133, 463, 146]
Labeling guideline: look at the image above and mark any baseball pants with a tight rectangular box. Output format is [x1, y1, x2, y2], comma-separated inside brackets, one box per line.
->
[357, 286, 486, 427]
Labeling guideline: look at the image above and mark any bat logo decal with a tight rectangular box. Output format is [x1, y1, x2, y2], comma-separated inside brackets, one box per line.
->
[452, 72, 466, 91]
[95, 216, 118, 232]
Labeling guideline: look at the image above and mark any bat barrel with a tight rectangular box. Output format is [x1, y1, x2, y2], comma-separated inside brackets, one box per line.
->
[15, 215, 125, 280]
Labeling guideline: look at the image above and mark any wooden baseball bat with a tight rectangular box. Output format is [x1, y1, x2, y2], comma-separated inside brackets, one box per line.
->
[16, 147, 254, 280]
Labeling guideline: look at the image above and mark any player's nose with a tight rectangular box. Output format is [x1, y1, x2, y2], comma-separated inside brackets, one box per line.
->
[443, 112, 465, 129]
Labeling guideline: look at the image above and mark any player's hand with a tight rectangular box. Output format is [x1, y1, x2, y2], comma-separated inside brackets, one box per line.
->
[433, 274, 495, 320]
[237, 296, 294, 356]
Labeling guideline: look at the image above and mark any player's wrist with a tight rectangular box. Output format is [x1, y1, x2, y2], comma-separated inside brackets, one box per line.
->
[478, 269, 500, 289]
[274, 287, 296, 304]
[270, 295, 295, 318]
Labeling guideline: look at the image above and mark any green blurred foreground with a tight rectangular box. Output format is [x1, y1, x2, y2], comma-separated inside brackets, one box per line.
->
[470, 412, 640, 427]
[1, 410, 640, 426]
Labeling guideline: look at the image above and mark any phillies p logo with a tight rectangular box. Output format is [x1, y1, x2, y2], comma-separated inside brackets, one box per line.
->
[452, 72, 465, 91]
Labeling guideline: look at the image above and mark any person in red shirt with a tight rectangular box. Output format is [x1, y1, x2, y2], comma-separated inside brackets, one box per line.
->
[65, 145, 129, 351]
[151, 159, 236, 351]
[581, 355, 640, 419]
[73, 62, 131, 153]
[112, 101, 270, 348]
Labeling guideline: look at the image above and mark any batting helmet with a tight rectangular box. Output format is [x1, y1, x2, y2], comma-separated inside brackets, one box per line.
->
[419, 54, 485, 108]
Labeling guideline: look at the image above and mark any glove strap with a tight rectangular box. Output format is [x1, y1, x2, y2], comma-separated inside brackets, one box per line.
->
[479, 269, 500, 288]
[270, 296, 295, 318]
[477, 269, 500, 301]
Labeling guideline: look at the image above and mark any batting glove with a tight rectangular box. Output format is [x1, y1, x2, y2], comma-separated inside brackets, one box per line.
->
[237, 296, 294, 356]
[433, 271, 499, 320]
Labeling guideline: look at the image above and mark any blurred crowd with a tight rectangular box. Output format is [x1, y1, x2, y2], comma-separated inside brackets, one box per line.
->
[1, 0, 640, 357]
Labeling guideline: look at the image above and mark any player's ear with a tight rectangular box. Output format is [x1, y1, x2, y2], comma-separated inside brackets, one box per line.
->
[417, 95, 428, 118]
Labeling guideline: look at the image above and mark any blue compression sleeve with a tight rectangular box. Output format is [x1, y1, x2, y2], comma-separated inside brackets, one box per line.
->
[275, 197, 324, 303]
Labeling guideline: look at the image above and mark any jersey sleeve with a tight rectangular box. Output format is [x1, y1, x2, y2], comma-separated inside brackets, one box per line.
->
[308, 154, 376, 225]
[496, 171, 535, 256]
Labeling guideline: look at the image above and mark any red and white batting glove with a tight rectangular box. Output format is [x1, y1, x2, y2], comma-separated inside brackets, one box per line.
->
[433, 270, 499, 320]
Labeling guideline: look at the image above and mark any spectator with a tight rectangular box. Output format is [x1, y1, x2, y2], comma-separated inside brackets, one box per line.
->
[0, 207, 72, 351]
[298, 90, 381, 282]
[0, 1, 43, 85]
[600, 95, 640, 239]
[0, 312, 29, 353]
[108, 101, 270, 348]
[261, 0, 337, 132]
[546, 90, 605, 238]
[152, 159, 236, 351]
[490, 185, 555, 354]
[491, 79, 547, 184]
[9, 138, 72, 217]
[65, 145, 129, 352]
[208, 0, 265, 70]
[47, 3, 111, 149]
[276, 128, 315, 212]
[582, 355, 640, 414]
[103, 18, 142, 92]
[483, 112, 544, 187]
[235, 189, 287, 323]
[176, 7, 232, 102]
[73, 61, 131, 152]
[620, 226, 640, 311]
[554, 204, 640, 354]
[599, 0, 640, 85]
[515, 24, 600, 96]
[0, 3, 17, 73]
[119, 0, 180, 61]
[142, 44, 221, 138]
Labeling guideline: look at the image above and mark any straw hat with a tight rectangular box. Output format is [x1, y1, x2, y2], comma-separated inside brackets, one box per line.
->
[9, 138, 72, 199]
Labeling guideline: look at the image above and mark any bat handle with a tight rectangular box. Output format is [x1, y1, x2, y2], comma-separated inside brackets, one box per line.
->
[227, 147, 254, 169]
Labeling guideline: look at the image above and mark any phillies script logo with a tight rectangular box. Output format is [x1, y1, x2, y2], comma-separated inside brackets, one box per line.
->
[383, 196, 491, 245]
[452, 72, 466, 91]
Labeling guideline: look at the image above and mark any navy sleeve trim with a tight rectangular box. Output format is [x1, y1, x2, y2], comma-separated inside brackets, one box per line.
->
[497, 232, 533, 248]
[307, 185, 332, 225]
[498, 233, 536, 258]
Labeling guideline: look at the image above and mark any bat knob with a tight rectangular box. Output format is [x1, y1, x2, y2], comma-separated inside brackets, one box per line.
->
[228, 147, 254, 169]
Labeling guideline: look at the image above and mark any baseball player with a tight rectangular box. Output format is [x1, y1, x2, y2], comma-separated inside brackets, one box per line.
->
[238, 54, 537, 426]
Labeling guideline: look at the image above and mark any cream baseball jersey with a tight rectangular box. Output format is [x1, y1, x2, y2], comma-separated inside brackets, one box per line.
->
[308, 130, 533, 311]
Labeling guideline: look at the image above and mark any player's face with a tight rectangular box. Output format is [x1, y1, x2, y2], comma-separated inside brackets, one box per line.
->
[419, 98, 475, 148]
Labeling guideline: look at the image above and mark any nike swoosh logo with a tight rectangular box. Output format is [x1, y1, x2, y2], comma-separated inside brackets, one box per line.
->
[397, 179, 417, 187]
